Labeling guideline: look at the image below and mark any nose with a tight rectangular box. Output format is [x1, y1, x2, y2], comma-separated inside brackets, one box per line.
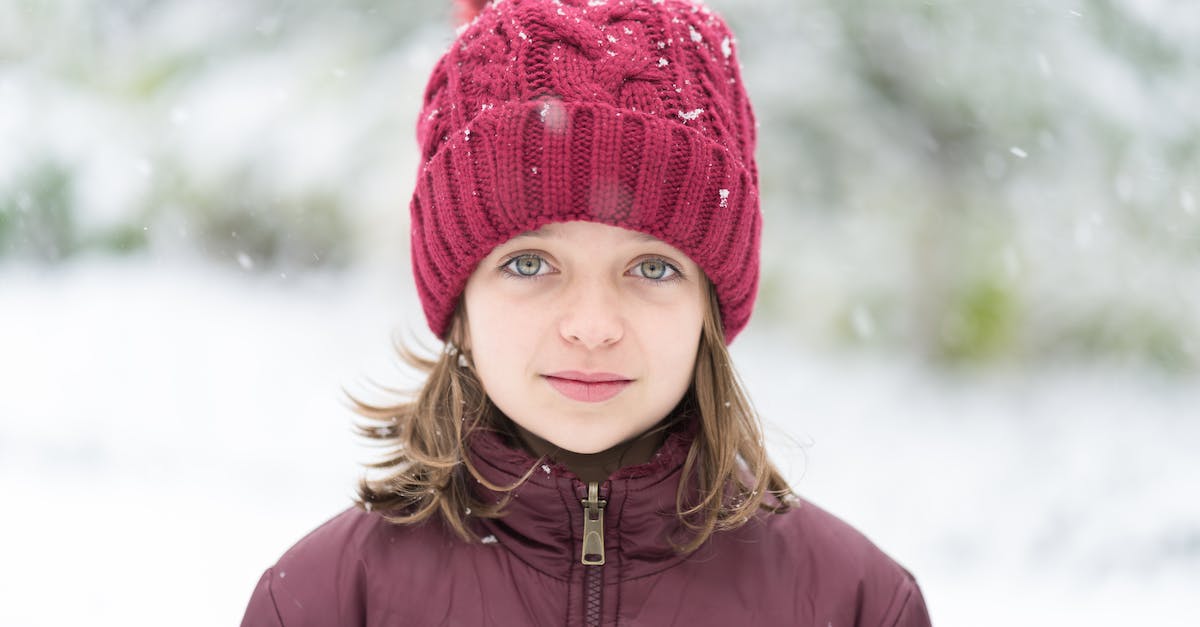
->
[558, 278, 624, 350]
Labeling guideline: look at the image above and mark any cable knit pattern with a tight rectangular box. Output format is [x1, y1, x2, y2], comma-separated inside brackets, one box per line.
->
[412, 0, 761, 344]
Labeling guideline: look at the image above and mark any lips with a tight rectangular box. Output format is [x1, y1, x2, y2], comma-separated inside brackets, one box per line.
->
[543, 372, 633, 403]
[544, 370, 632, 383]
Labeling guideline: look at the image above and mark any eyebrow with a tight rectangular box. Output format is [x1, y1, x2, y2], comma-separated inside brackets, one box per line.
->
[517, 229, 661, 243]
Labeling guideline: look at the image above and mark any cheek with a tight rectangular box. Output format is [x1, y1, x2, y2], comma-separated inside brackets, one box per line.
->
[644, 297, 704, 368]
[465, 291, 541, 369]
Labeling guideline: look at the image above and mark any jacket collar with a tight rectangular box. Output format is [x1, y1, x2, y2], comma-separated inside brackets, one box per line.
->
[465, 410, 701, 581]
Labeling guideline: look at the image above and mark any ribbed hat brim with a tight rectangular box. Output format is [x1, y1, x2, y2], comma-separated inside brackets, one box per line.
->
[410, 99, 760, 344]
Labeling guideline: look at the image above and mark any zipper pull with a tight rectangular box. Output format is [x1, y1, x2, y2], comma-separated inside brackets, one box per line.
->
[580, 481, 606, 565]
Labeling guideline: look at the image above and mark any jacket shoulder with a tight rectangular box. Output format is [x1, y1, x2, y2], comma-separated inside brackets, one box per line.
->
[240, 506, 453, 627]
[761, 497, 932, 626]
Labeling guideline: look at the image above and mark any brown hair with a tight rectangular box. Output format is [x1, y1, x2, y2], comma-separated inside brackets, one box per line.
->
[347, 275, 794, 554]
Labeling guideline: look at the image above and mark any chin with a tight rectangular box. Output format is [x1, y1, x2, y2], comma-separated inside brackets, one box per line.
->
[538, 432, 616, 455]
[551, 441, 613, 455]
[538, 424, 635, 455]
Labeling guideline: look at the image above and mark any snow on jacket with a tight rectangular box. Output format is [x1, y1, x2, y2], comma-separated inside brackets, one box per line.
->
[241, 416, 932, 626]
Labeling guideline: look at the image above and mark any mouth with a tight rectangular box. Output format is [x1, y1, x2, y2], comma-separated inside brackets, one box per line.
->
[543, 370, 633, 383]
[542, 375, 633, 403]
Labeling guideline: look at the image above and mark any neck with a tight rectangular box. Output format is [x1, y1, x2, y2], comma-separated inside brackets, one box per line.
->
[509, 421, 670, 484]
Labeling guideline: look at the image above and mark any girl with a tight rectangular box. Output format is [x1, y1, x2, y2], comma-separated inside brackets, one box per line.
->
[242, 0, 931, 625]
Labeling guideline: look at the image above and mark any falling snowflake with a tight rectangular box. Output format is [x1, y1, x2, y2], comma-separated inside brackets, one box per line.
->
[482, 535, 499, 544]
[658, 57, 669, 67]
[541, 464, 552, 474]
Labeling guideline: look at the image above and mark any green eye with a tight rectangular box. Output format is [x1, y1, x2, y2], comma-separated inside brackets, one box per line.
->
[639, 259, 668, 280]
[635, 258, 681, 282]
[499, 254, 553, 281]
[499, 254, 683, 285]
[512, 255, 542, 276]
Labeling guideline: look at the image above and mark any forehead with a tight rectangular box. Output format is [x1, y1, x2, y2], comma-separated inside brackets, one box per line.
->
[513, 225, 662, 243]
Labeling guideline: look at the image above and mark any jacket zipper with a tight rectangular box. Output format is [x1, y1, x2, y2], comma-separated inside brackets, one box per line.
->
[580, 481, 606, 626]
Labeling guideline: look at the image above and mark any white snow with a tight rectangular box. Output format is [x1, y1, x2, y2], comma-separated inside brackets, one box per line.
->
[0, 259, 1196, 626]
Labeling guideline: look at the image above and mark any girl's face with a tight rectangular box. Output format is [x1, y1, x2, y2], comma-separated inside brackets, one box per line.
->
[462, 220, 706, 455]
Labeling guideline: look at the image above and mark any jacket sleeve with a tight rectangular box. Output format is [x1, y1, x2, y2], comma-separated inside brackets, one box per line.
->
[237, 509, 371, 627]
[884, 576, 932, 627]
[241, 567, 286, 627]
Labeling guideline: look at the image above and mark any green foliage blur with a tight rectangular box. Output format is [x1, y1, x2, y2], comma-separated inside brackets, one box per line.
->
[1, 0, 1197, 373]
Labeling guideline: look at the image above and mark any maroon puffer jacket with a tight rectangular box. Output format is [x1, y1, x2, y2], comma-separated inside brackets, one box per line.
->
[241, 418, 931, 626]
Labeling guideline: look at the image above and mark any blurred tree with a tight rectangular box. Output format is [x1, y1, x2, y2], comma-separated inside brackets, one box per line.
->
[0, 160, 79, 262]
[2, 0, 1196, 372]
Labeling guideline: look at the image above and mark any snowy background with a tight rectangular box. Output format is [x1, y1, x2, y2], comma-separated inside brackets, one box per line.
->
[2, 0, 1199, 625]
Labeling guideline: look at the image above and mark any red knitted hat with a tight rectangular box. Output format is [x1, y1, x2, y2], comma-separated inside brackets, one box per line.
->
[412, 0, 761, 345]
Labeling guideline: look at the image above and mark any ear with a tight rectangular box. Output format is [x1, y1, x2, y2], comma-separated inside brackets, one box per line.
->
[453, 0, 492, 26]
